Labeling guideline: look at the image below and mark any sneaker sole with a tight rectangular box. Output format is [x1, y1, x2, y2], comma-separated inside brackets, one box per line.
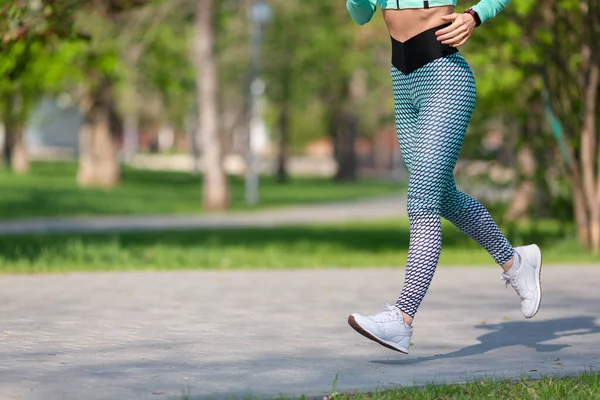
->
[347, 315, 409, 354]
[527, 245, 543, 319]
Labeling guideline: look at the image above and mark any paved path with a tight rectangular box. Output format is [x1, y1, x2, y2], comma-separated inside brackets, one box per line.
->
[0, 196, 406, 235]
[1, 266, 600, 400]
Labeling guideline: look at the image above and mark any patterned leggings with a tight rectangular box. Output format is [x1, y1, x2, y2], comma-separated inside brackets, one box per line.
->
[392, 53, 514, 318]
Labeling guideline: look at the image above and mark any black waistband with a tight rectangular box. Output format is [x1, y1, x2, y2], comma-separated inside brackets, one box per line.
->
[391, 23, 459, 74]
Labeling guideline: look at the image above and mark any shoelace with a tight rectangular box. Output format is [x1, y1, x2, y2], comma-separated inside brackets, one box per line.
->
[370, 303, 402, 322]
[503, 271, 523, 297]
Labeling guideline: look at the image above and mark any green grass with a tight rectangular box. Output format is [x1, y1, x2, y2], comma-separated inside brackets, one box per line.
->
[0, 161, 403, 219]
[323, 371, 600, 400]
[180, 372, 600, 400]
[1, 218, 597, 274]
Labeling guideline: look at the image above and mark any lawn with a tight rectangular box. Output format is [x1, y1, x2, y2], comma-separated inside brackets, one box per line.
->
[0, 217, 596, 274]
[0, 161, 403, 219]
[315, 372, 600, 400]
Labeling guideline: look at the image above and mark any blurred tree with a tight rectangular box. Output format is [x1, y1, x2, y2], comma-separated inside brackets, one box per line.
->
[460, 0, 556, 223]
[539, 0, 600, 252]
[72, 1, 157, 188]
[196, 0, 229, 210]
[215, 1, 252, 156]
[467, 0, 600, 250]
[0, 0, 79, 173]
[262, 0, 299, 182]
[0, 42, 39, 173]
[73, 15, 121, 188]
[288, 1, 388, 182]
[0, 0, 151, 185]
[137, 3, 195, 141]
[117, 0, 187, 162]
[307, 2, 360, 181]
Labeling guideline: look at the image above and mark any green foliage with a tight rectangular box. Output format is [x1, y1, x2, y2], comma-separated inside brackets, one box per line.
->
[0, 0, 160, 121]
[0, 0, 78, 44]
[0, 3, 88, 160]
[137, 2, 196, 128]
[260, 0, 392, 151]
[0, 0, 150, 45]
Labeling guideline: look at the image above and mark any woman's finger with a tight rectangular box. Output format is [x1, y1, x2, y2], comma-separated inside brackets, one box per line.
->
[435, 17, 462, 35]
[452, 36, 469, 47]
[437, 25, 467, 42]
[439, 13, 459, 22]
[443, 30, 468, 45]
[447, 32, 471, 46]
[437, 27, 464, 41]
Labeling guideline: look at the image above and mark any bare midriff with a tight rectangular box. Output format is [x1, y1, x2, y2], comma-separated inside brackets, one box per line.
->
[382, 6, 455, 42]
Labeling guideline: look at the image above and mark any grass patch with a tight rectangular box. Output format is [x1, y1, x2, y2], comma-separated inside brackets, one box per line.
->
[324, 371, 600, 400]
[180, 372, 600, 399]
[0, 161, 402, 219]
[0, 218, 596, 274]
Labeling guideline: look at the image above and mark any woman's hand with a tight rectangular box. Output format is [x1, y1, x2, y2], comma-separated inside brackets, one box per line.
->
[435, 13, 476, 47]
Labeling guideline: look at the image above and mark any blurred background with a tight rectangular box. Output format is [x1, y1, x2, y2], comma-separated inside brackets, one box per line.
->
[0, 0, 599, 273]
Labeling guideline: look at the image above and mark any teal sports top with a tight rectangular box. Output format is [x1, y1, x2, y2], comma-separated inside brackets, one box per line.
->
[347, 0, 511, 25]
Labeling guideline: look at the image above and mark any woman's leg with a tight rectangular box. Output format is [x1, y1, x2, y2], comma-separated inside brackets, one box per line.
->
[394, 54, 541, 321]
[440, 181, 514, 266]
[395, 53, 478, 318]
[349, 55, 542, 355]
[346, 65, 419, 355]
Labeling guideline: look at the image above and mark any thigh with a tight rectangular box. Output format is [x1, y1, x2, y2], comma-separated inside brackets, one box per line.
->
[412, 54, 476, 184]
[409, 56, 477, 210]
[408, 104, 470, 206]
[392, 65, 418, 173]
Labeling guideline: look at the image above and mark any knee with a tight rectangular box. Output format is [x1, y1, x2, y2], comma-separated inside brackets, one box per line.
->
[440, 188, 473, 219]
[406, 186, 444, 218]
[407, 170, 456, 217]
[439, 188, 460, 214]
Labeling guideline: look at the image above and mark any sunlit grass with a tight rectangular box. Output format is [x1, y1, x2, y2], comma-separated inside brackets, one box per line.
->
[0, 161, 403, 219]
[325, 371, 600, 400]
[0, 218, 596, 274]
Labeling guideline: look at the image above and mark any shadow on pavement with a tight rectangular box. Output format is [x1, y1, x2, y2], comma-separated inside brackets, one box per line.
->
[371, 316, 600, 365]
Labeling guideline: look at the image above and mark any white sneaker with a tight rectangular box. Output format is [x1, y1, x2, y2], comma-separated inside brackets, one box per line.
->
[348, 304, 413, 354]
[503, 244, 543, 318]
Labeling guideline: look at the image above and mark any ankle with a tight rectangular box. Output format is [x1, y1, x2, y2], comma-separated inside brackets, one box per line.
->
[502, 251, 521, 274]
[501, 257, 514, 273]
[401, 310, 413, 326]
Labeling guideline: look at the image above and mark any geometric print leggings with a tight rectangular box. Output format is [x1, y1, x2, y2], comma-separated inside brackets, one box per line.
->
[392, 53, 515, 318]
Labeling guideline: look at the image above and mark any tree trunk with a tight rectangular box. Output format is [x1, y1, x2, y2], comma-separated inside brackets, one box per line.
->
[10, 130, 29, 173]
[77, 78, 120, 188]
[196, 0, 229, 210]
[572, 176, 591, 249]
[333, 111, 357, 182]
[3, 124, 30, 174]
[3, 121, 15, 170]
[276, 100, 289, 183]
[506, 98, 552, 222]
[1, 91, 30, 174]
[505, 142, 536, 222]
[122, 114, 138, 163]
[329, 76, 357, 182]
[584, 63, 600, 252]
[591, 0, 600, 253]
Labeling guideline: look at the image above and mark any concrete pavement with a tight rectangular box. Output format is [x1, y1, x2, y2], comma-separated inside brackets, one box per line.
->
[1, 266, 600, 399]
